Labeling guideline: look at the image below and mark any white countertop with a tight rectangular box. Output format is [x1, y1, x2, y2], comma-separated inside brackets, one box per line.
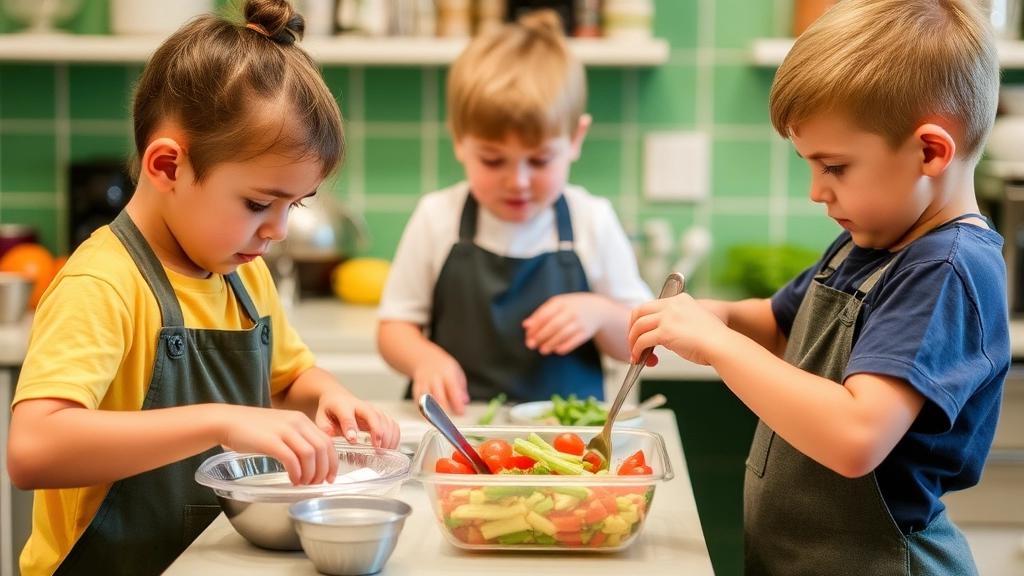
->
[162, 401, 715, 576]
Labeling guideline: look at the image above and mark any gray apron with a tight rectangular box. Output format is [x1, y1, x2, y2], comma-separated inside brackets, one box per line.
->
[54, 211, 272, 576]
[416, 192, 604, 403]
[744, 240, 977, 575]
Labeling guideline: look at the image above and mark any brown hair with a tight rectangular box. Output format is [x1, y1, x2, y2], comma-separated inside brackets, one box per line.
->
[130, 0, 344, 183]
[446, 8, 587, 146]
[770, 0, 998, 162]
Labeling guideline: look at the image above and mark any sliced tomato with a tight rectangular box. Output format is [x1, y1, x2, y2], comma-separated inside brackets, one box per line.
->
[582, 450, 603, 471]
[583, 500, 610, 524]
[616, 450, 646, 475]
[588, 531, 608, 548]
[466, 525, 486, 545]
[621, 464, 654, 475]
[553, 530, 585, 545]
[552, 432, 585, 456]
[509, 455, 537, 470]
[548, 512, 583, 533]
[435, 457, 476, 474]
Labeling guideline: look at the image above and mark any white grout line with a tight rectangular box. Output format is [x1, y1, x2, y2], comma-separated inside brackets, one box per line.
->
[55, 64, 69, 252]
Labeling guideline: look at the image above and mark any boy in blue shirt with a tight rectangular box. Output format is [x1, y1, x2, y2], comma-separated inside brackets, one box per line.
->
[627, 0, 1008, 573]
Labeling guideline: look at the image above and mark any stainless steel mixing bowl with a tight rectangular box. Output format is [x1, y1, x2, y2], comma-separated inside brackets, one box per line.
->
[195, 442, 411, 551]
[289, 495, 411, 576]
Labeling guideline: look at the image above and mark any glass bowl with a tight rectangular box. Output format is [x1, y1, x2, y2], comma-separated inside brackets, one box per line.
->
[195, 440, 410, 550]
[410, 426, 673, 552]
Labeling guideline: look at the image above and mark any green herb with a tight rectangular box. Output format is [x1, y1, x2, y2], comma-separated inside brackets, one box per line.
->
[478, 393, 507, 425]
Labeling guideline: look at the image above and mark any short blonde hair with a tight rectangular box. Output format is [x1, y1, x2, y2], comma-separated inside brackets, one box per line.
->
[770, 0, 998, 162]
[446, 9, 586, 146]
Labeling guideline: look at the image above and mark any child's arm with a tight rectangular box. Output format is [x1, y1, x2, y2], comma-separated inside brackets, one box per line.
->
[628, 294, 925, 478]
[270, 366, 400, 449]
[377, 320, 469, 414]
[522, 293, 634, 361]
[697, 297, 787, 357]
[7, 396, 342, 489]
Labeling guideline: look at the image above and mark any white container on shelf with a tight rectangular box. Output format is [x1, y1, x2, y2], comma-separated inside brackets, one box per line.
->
[110, 0, 212, 36]
[603, 0, 653, 40]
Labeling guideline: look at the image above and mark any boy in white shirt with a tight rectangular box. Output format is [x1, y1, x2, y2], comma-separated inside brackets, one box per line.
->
[377, 9, 652, 414]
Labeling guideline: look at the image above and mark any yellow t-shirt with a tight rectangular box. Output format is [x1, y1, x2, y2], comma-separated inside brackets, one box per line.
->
[12, 226, 315, 575]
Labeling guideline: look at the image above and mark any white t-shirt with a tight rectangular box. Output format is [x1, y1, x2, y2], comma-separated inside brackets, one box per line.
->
[378, 182, 653, 325]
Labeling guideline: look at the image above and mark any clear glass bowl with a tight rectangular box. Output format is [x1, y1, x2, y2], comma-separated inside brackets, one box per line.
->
[195, 440, 411, 550]
[410, 425, 673, 552]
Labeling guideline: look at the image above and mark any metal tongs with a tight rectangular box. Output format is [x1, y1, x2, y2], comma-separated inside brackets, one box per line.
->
[586, 272, 685, 471]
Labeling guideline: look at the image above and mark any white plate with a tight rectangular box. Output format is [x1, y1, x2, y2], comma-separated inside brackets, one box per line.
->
[507, 400, 644, 428]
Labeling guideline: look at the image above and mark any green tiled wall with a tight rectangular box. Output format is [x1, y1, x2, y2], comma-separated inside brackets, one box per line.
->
[0, 0, 837, 296]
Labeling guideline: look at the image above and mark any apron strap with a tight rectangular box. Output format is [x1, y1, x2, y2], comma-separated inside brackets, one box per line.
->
[814, 240, 855, 281]
[224, 273, 261, 324]
[110, 211, 185, 327]
[458, 193, 479, 242]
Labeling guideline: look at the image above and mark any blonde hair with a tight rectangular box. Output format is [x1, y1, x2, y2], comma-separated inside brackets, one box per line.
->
[131, 0, 344, 183]
[770, 0, 998, 162]
[446, 9, 586, 146]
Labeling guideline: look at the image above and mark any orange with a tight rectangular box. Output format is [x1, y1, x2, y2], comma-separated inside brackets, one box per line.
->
[0, 243, 55, 309]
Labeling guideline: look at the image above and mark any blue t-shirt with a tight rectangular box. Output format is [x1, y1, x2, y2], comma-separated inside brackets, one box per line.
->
[771, 221, 1009, 534]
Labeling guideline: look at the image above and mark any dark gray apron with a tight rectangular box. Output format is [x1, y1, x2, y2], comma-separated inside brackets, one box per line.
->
[54, 211, 272, 576]
[744, 240, 977, 575]
[415, 192, 604, 402]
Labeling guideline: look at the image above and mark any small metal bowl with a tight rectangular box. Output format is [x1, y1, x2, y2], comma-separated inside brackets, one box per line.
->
[195, 441, 410, 551]
[289, 495, 411, 576]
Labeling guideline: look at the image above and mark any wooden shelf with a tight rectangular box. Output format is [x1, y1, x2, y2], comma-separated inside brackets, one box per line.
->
[0, 33, 669, 66]
[752, 37, 1024, 69]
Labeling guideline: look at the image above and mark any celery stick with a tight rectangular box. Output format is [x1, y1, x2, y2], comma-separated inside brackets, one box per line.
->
[480, 515, 532, 541]
[512, 438, 586, 475]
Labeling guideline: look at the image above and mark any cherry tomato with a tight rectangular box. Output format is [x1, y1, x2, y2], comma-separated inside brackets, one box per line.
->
[478, 439, 513, 470]
[552, 432, 585, 456]
[484, 454, 506, 474]
[451, 451, 472, 468]
[616, 450, 646, 475]
[435, 457, 476, 474]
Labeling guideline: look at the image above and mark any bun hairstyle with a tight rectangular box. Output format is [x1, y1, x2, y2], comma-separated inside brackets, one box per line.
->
[446, 8, 586, 146]
[130, 0, 344, 184]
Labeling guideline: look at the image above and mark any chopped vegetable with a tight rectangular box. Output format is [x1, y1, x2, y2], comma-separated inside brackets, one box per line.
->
[478, 393, 507, 425]
[543, 394, 608, 426]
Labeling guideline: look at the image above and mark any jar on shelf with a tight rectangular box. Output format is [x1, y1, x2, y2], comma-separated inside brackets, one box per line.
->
[602, 0, 653, 40]
[436, 0, 472, 37]
[574, 0, 602, 38]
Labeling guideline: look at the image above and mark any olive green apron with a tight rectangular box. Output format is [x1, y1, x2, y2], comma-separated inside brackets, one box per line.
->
[54, 211, 272, 576]
[744, 240, 977, 575]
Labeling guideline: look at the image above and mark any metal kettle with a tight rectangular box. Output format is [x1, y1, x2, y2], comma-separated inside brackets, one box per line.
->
[264, 194, 370, 302]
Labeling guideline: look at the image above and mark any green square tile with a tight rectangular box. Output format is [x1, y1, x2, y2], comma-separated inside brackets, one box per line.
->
[320, 66, 351, 121]
[436, 67, 450, 123]
[785, 213, 840, 252]
[787, 143, 812, 198]
[638, 64, 697, 125]
[364, 68, 422, 122]
[64, 0, 109, 35]
[712, 139, 772, 198]
[0, 205, 60, 254]
[586, 69, 623, 124]
[363, 211, 416, 260]
[0, 133, 57, 192]
[713, 65, 775, 125]
[653, 0, 698, 49]
[69, 65, 133, 120]
[0, 64, 55, 120]
[714, 0, 775, 49]
[572, 138, 621, 199]
[437, 133, 464, 188]
[364, 137, 422, 195]
[70, 134, 132, 165]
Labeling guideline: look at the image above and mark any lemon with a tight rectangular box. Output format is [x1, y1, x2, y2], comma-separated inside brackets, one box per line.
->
[331, 258, 391, 305]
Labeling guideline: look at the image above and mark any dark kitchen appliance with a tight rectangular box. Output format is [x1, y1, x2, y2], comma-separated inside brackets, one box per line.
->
[68, 161, 134, 251]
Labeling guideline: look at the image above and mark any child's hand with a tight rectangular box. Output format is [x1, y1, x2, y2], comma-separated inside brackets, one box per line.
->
[315, 389, 400, 450]
[219, 405, 340, 487]
[522, 293, 602, 355]
[628, 293, 728, 366]
[412, 355, 469, 415]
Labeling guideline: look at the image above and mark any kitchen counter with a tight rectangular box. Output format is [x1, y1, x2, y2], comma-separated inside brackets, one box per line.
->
[162, 400, 715, 576]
